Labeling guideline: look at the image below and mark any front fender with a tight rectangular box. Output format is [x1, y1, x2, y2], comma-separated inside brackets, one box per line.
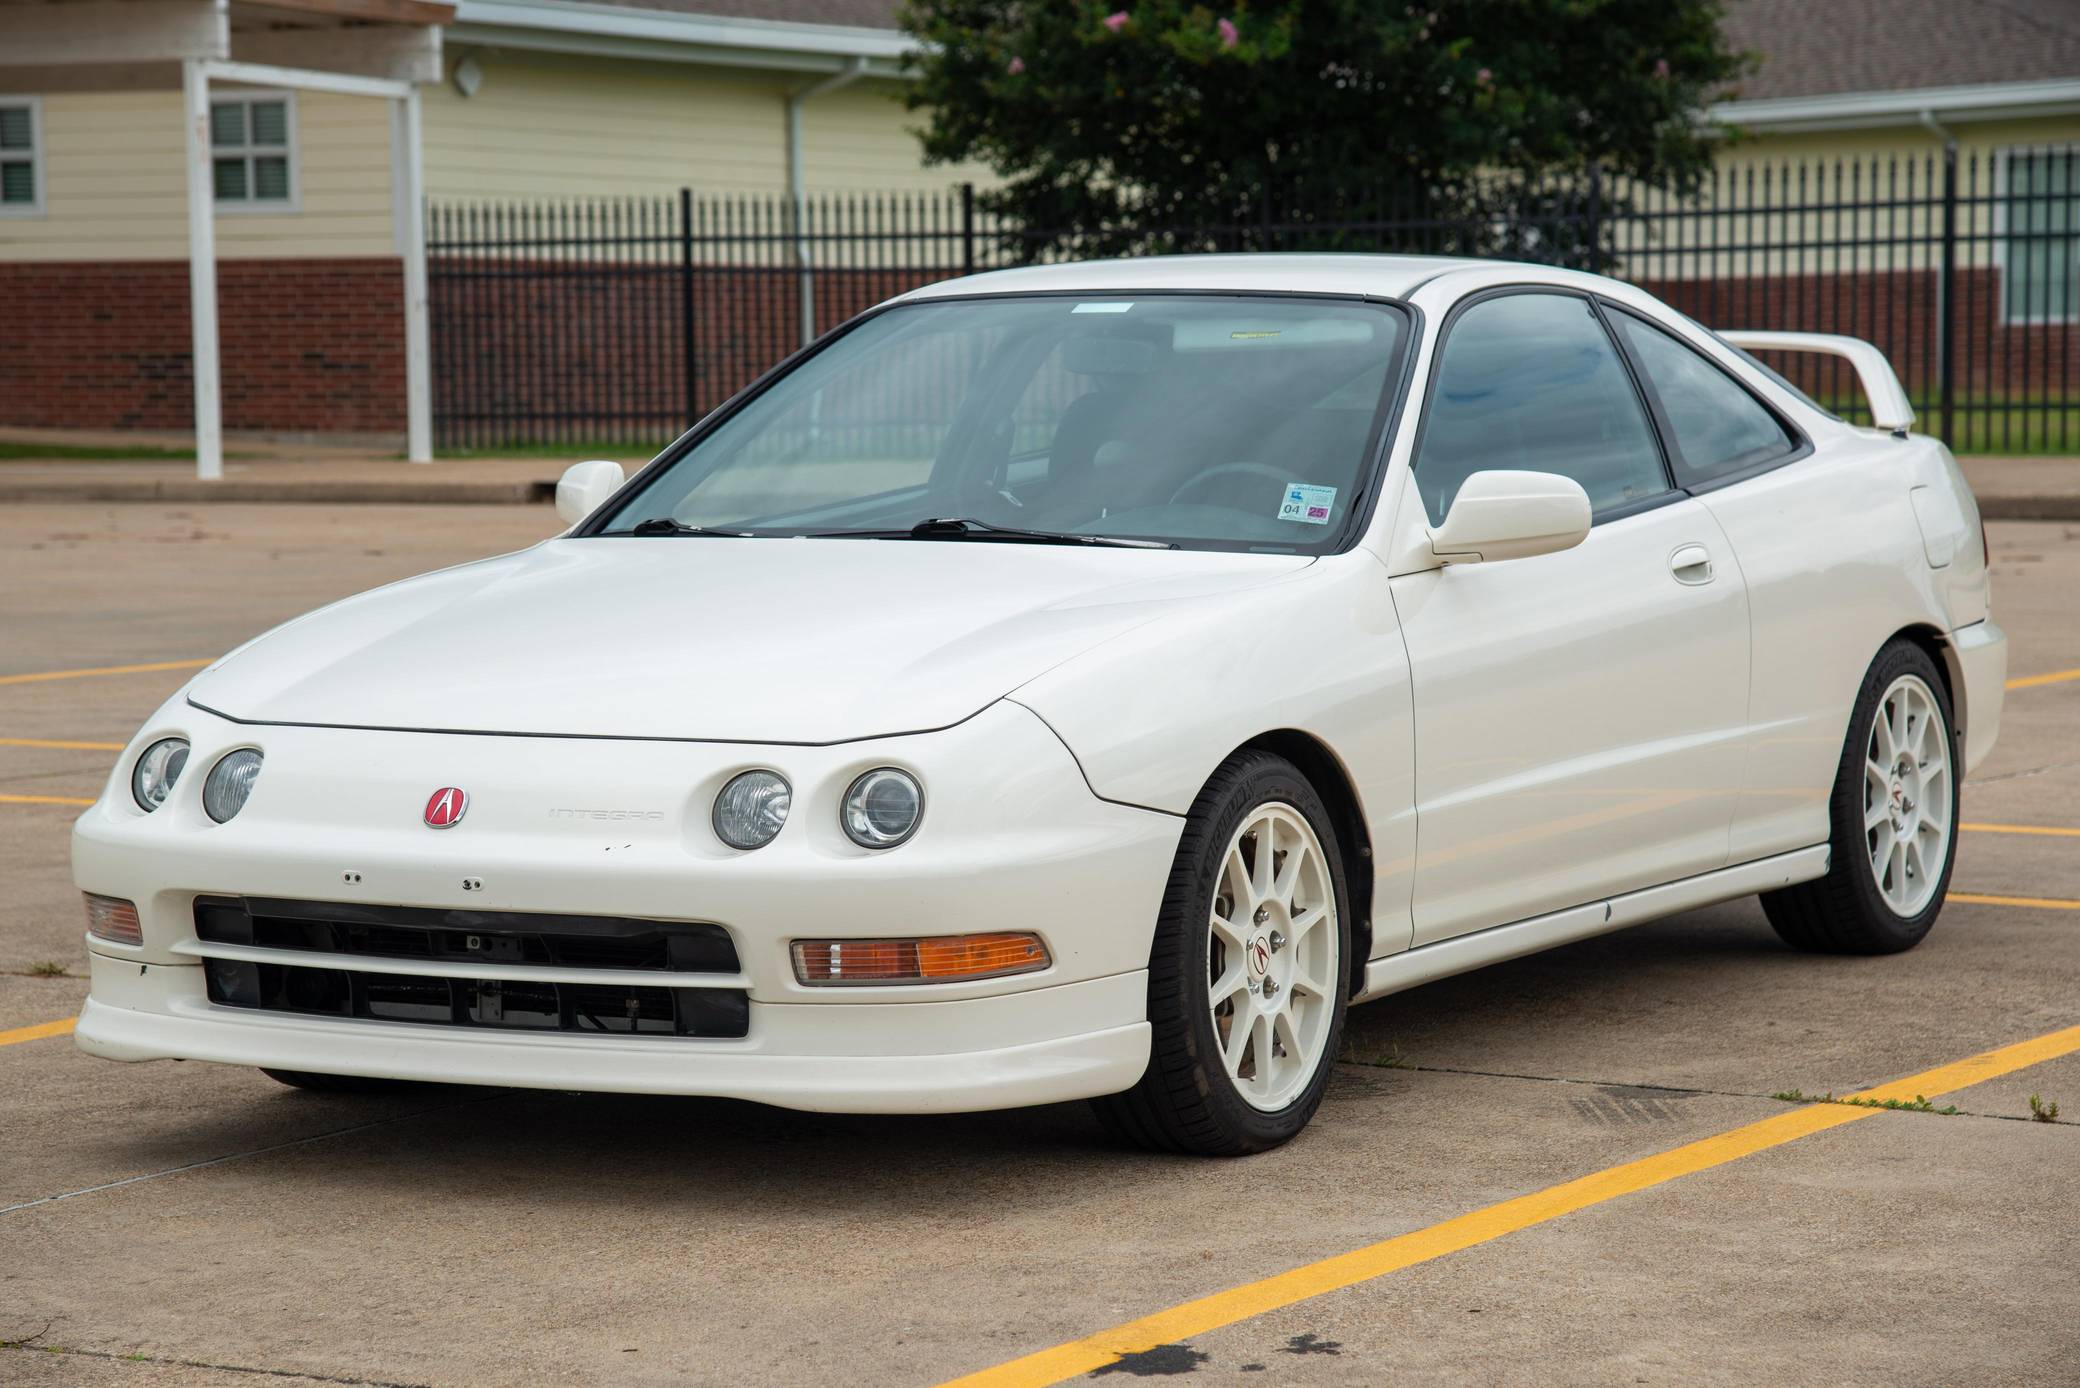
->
[1010, 552, 1416, 944]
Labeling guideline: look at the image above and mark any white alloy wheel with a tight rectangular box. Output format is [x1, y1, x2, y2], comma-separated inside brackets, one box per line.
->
[1207, 803, 1341, 1112]
[1864, 673, 1953, 918]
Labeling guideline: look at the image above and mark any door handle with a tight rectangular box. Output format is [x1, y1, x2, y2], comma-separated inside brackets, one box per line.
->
[1669, 543, 1714, 585]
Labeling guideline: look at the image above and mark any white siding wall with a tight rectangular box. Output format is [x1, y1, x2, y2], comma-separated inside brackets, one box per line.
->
[0, 51, 985, 264]
[0, 86, 395, 262]
[420, 51, 981, 202]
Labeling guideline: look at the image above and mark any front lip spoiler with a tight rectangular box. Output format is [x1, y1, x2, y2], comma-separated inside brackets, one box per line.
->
[183, 696, 994, 749]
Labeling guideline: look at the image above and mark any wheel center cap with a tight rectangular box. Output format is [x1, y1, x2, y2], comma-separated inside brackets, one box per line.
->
[1246, 934, 1273, 981]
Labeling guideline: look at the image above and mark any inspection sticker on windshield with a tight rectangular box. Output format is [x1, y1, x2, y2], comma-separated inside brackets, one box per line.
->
[1278, 483, 1337, 525]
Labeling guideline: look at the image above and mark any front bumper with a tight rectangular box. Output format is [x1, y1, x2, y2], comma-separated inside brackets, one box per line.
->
[73, 699, 1177, 1112]
[75, 955, 1150, 1113]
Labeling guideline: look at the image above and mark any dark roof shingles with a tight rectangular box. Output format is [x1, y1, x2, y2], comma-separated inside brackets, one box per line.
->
[586, 0, 2080, 101]
[1721, 0, 2080, 101]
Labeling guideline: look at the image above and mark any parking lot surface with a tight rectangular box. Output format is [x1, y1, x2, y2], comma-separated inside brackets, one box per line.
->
[4, 502, 2078, 1387]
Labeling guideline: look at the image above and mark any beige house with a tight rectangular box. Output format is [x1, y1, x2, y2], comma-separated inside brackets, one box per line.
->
[2, 0, 2076, 463]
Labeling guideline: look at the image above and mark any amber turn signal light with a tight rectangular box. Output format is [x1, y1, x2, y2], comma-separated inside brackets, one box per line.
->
[791, 931, 1049, 985]
[84, 893, 143, 946]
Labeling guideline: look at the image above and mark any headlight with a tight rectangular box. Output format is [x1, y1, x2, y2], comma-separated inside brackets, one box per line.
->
[713, 770, 790, 849]
[841, 768, 923, 849]
[131, 737, 189, 812]
[202, 749, 263, 823]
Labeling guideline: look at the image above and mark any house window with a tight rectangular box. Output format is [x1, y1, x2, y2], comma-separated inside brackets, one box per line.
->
[2005, 148, 2078, 323]
[211, 94, 295, 208]
[0, 98, 41, 216]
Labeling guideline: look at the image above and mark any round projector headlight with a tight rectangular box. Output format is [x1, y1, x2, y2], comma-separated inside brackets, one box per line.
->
[131, 737, 189, 812]
[713, 770, 790, 849]
[842, 768, 923, 849]
[202, 749, 263, 824]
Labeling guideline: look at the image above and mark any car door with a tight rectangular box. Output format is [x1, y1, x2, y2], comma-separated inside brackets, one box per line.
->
[1601, 307, 1866, 868]
[1390, 289, 1751, 946]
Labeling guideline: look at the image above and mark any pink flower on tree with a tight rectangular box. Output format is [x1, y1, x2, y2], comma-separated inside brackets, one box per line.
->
[1007, 55, 1025, 73]
[1217, 17, 1239, 48]
[1475, 66, 1492, 84]
[1653, 57, 1671, 79]
[1103, 10, 1128, 32]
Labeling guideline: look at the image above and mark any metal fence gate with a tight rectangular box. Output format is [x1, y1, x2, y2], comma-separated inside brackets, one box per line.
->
[429, 151, 2078, 454]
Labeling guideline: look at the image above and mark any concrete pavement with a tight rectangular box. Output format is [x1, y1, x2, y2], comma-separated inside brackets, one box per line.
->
[2, 502, 2076, 1386]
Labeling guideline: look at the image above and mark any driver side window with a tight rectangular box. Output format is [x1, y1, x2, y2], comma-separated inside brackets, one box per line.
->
[1415, 292, 1670, 525]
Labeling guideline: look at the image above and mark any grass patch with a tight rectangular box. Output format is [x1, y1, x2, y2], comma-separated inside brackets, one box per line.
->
[0, 442, 198, 462]
[26, 960, 66, 978]
[2028, 1093, 2060, 1123]
[1812, 394, 2080, 455]
[433, 439, 671, 462]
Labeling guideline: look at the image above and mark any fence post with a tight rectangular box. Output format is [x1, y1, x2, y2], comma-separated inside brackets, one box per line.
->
[961, 182, 976, 276]
[1584, 161, 1604, 274]
[1938, 145, 1957, 447]
[679, 187, 696, 428]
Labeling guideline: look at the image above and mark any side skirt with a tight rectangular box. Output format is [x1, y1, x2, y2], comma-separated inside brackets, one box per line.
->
[1354, 844, 1831, 1004]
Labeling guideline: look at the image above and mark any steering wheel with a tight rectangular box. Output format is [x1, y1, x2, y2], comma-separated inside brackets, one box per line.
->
[1167, 461, 1293, 508]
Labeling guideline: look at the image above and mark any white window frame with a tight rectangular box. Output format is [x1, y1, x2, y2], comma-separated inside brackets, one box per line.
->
[1995, 142, 2080, 326]
[0, 95, 45, 219]
[209, 88, 299, 215]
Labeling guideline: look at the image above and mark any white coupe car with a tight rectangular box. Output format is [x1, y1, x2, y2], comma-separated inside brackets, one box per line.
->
[73, 255, 2004, 1155]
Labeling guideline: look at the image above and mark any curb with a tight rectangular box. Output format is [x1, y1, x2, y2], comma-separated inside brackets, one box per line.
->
[0, 480, 556, 505]
[1977, 497, 2080, 522]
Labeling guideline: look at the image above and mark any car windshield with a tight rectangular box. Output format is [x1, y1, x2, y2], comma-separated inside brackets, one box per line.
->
[596, 293, 1410, 552]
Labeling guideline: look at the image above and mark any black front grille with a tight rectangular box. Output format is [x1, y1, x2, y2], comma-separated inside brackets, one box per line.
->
[194, 897, 738, 973]
[194, 897, 747, 1040]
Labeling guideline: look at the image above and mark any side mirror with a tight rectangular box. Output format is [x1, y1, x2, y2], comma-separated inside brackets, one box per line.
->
[1429, 469, 1592, 564]
[555, 459, 625, 528]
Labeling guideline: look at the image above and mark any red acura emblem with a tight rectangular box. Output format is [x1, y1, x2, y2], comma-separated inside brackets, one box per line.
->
[424, 786, 469, 829]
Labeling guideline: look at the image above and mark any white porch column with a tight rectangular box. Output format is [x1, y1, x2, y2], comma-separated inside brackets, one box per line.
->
[393, 86, 433, 462]
[180, 57, 222, 481]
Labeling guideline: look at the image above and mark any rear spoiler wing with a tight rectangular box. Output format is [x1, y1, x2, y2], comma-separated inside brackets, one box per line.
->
[1717, 331, 1916, 435]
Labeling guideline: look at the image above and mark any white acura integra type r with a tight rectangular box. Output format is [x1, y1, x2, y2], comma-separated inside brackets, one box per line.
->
[74, 256, 2005, 1155]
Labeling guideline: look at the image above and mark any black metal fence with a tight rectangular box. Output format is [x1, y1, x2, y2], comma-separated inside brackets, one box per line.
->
[429, 150, 2079, 453]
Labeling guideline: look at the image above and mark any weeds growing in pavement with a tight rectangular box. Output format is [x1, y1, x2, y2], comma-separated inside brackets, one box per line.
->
[1343, 1043, 1416, 1069]
[1770, 1089, 1959, 1115]
[27, 960, 66, 977]
[2028, 1093, 2060, 1123]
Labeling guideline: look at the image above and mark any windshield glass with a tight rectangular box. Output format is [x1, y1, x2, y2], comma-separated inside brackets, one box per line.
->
[596, 293, 1410, 552]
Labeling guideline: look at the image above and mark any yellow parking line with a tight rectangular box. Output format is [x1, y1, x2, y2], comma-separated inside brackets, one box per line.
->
[0, 1018, 75, 1048]
[0, 793, 95, 807]
[0, 737, 124, 751]
[1951, 892, 2080, 911]
[940, 1021, 2080, 1388]
[0, 659, 209, 687]
[2008, 666, 2080, 690]
[1962, 822, 2080, 838]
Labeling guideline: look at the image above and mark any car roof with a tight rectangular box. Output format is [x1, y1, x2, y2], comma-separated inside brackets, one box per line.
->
[896, 253, 1513, 303]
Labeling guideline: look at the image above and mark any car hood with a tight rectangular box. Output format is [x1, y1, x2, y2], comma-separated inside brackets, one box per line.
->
[188, 537, 1314, 743]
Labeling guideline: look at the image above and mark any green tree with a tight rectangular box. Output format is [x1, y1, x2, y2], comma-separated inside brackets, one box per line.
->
[900, 0, 1747, 260]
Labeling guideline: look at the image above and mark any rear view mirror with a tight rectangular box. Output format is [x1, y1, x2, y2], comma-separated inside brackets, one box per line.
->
[1429, 469, 1592, 564]
[555, 459, 625, 528]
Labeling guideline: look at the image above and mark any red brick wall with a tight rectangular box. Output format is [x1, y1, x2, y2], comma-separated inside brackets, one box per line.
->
[1641, 267, 2075, 400]
[426, 258, 938, 445]
[0, 259, 407, 435]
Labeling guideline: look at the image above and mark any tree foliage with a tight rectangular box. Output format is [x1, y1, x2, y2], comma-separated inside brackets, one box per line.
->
[899, 0, 1747, 258]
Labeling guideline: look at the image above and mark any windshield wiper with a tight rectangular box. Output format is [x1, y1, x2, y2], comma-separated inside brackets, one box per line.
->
[612, 517, 750, 538]
[811, 517, 1175, 549]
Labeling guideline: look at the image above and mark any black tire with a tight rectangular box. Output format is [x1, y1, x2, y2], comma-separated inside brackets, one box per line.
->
[1761, 639, 1959, 954]
[261, 1068, 417, 1093]
[1092, 750, 1353, 1156]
